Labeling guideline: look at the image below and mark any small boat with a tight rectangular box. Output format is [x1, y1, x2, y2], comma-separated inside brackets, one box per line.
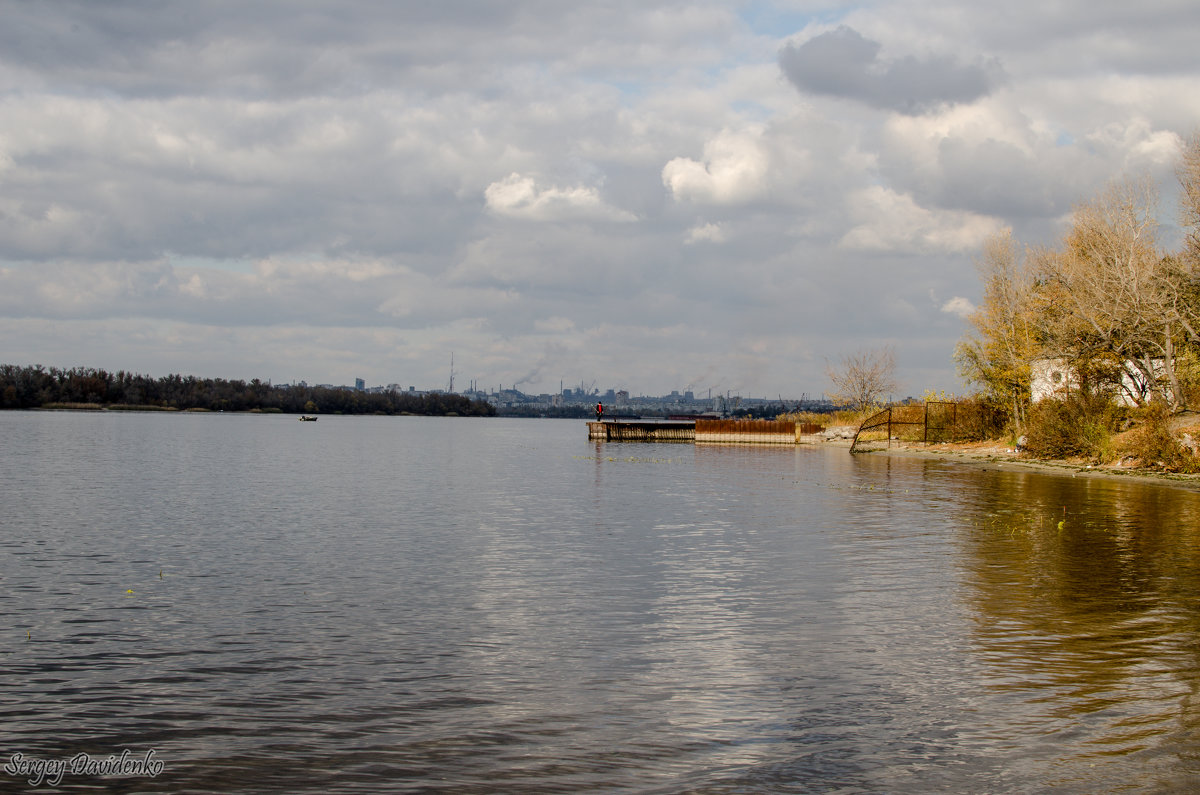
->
[299, 415, 318, 421]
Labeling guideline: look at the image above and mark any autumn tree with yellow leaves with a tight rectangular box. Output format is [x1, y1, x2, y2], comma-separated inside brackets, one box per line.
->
[954, 229, 1039, 428]
[1031, 178, 1199, 409]
[957, 134, 1200, 427]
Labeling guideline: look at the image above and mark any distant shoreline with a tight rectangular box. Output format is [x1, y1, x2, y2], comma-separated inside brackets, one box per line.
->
[0, 364, 495, 417]
[12, 404, 481, 417]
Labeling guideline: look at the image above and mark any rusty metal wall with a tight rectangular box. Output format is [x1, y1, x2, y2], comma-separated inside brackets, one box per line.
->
[695, 419, 796, 435]
[695, 419, 797, 445]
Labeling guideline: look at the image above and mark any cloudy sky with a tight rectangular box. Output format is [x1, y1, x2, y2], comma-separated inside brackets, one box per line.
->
[2, 1, 1198, 398]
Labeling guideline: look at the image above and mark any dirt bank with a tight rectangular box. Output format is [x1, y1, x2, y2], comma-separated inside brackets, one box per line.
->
[853, 437, 1200, 492]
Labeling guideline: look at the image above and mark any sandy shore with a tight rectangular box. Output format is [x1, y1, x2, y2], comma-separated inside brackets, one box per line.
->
[845, 437, 1200, 492]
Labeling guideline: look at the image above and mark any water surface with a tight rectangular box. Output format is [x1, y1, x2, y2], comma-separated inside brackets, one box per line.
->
[2, 412, 1199, 792]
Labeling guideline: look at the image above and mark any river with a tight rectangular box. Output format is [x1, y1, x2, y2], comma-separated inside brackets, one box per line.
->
[2, 412, 1199, 793]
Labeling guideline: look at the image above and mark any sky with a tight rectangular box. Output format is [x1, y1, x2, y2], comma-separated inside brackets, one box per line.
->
[2, 1, 1198, 399]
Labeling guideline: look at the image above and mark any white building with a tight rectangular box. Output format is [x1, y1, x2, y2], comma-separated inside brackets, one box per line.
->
[1030, 357, 1165, 407]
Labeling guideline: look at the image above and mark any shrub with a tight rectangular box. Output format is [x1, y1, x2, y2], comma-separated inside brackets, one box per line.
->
[1125, 401, 1200, 472]
[1023, 392, 1121, 463]
[890, 411, 925, 441]
[953, 396, 1008, 441]
[1177, 347, 1200, 409]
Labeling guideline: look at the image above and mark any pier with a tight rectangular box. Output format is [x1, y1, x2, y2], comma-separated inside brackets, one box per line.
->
[588, 420, 695, 442]
[589, 418, 826, 444]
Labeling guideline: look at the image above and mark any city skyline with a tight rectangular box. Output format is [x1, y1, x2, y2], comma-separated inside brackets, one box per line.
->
[306, 374, 837, 405]
[2, 2, 1198, 397]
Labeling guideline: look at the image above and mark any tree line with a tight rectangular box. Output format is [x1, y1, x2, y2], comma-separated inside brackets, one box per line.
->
[0, 364, 495, 417]
[957, 133, 1200, 426]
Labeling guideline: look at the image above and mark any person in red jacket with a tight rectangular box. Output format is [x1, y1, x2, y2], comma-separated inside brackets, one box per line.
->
[596, 401, 604, 422]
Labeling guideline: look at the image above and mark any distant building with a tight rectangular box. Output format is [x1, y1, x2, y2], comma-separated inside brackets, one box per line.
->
[355, 378, 365, 391]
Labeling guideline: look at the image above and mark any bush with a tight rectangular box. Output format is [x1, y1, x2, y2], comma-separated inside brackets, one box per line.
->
[871, 404, 923, 443]
[953, 396, 1008, 441]
[1178, 347, 1200, 409]
[778, 409, 859, 427]
[1023, 393, 1121, 463]
[1125, 401, 1200, 472]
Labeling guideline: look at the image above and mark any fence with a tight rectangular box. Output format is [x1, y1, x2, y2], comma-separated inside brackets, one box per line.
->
[695, 419, 796, 444]
[849, 402, 958, 453]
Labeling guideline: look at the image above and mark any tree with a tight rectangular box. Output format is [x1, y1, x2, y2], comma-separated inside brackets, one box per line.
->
[1032, 178, 1198, 409]
[1180, 131, 1200, 265]
[826, 347, 899, 413]
[956, 142, 1200, 428]
[954, 229, 1038, 429]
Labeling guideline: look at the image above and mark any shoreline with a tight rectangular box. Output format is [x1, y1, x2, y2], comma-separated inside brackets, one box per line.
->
[851, 438, 1200, 492]
[16, 406, 1200, 492]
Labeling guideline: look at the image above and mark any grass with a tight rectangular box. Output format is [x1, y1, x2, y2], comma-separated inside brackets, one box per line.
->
[778, 409, 866, 427]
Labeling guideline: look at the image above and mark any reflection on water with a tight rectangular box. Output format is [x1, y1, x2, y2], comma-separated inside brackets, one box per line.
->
[2, 412, 1200, 792]
[951, 467, 1200, 792]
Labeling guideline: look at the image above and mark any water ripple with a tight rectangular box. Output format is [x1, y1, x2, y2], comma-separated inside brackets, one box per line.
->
[2, 414, 1200, 792]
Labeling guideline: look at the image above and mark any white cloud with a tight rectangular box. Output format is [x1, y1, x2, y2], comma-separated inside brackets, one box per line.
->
[534, 316, 576, 333]
[2, 0, 1199, 396]
[484, 173, 637, 222]
[840, 186, 1005, 254]
[1086, 116, 1183, 170]
[685, 222, 727, 244]
[940, 296, 976, 318]
[662, 128, 770, 205]
[875, 78, 1190, 230]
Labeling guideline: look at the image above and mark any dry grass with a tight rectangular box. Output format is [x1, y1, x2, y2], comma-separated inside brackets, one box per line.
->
[1110, 408, 1200, 472]
[779, 409, 868, 427]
